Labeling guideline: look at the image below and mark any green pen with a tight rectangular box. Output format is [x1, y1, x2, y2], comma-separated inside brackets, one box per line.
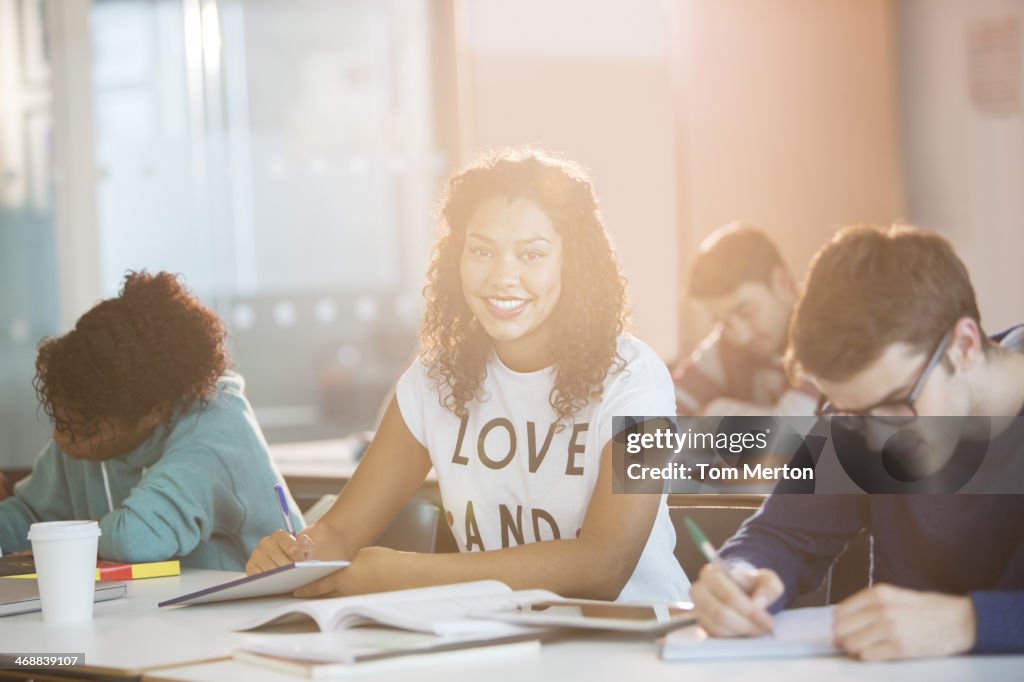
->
[684, 516, 774, 634]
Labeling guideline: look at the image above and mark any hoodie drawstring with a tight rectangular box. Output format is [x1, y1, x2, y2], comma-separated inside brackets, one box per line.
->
[101, 462, 151, 513]
[101, 461, 114, 514]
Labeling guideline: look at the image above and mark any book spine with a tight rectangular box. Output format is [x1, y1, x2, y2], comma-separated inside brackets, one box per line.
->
[130, 560, 181, 579]
[96, 564, 132, 580]
[96, 560, 181, 581]
[2, 560, 180, 580]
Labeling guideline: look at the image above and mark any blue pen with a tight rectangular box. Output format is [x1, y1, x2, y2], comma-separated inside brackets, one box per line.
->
[273, 483, 296, 537]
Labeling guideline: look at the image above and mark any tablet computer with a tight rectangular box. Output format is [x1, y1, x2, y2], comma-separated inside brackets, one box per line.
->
[158, 561, 350, 607]
[479, 599, 695, 633]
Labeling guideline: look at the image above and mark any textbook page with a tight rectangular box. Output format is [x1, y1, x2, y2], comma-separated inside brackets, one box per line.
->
[661, 607, 839, 660]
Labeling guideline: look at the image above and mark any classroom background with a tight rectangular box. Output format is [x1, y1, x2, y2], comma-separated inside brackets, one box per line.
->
[1, 0, 1022, 472]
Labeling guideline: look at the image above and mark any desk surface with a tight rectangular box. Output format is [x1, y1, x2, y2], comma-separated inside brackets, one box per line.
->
[0, 570, 303, 678]
[2, 570, 1021, 681]
[271, 436, 437, 482]
[144, 638, 1024, 682]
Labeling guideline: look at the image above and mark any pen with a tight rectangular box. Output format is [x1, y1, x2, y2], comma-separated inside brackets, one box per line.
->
[684, 516, 774, 634]
[273, 483, 296, 537]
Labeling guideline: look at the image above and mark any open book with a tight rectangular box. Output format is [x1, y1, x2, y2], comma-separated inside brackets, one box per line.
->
[661, 607, 839, 660]
[235, 580, 560, 637]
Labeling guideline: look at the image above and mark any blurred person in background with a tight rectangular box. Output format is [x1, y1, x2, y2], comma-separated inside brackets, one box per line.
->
[673, 222, 817, 416]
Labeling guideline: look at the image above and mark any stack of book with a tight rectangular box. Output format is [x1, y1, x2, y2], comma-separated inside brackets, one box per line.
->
[0, 555, 180, 581]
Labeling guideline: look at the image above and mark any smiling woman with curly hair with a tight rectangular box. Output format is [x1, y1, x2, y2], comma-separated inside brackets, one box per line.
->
[0, 271, 302, 570]
[422, 149, 628, 424]
[247, 148, 689, 604]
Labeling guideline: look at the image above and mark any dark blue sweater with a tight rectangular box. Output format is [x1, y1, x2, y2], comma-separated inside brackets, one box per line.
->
[721, 327, 1024, 655]
[721, 494, 1024, 654]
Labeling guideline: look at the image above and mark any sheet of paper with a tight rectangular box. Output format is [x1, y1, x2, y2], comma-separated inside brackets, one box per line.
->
[351, 590, 554, 636]
[662, 606, 838, 660]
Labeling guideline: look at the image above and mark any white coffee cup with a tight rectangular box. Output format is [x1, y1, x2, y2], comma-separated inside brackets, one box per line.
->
[27, 521, 102, 623]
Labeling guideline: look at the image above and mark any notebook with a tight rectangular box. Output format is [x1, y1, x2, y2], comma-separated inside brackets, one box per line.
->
[235, 580, 559, 636]
[234, 629, 541, 677]
[661, 607, 839, 660]
[0, 578, 127, 617]
[159, 561, 350, 607]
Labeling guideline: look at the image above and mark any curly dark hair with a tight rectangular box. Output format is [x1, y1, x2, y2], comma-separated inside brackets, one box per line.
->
[422, 147, 629, 424]
[34, 271, 229, 434]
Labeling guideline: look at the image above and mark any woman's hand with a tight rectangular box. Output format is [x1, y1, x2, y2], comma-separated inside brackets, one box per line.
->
[245, 519, 364, 575]
[245, 529, 317, 575]
[294, 546, 404, 598]
[243, 398, 432, 580]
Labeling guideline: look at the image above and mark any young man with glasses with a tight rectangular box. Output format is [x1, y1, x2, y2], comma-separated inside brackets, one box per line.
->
[689, 225, 1024, 659]
[816, 330, 964, 482]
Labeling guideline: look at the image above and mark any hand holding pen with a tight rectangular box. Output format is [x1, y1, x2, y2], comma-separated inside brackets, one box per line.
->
[274, 483, 297, 537]
[245, 483, 316, 575]
[685, 517, 784, 637]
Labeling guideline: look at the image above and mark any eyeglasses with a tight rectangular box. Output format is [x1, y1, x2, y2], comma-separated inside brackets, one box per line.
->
[816, 330, 952, 426]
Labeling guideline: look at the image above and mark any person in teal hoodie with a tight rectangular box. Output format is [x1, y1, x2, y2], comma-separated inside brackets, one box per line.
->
[0, 271, 302, 570]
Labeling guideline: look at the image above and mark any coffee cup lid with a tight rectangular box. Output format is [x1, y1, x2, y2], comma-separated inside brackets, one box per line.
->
[27, 520, 102, 541]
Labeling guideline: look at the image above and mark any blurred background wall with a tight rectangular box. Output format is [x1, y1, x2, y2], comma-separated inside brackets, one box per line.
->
[455, 0, 678, 356]
[898, 0, 1024, 334]
[674, 0, 906, 348]
[1, 0, 1022, 467]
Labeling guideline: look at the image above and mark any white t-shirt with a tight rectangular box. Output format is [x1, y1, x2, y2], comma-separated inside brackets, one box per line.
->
[396, 334, 690, 603]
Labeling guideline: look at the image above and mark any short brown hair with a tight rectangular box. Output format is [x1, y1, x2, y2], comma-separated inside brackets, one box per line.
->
[787, 224, 982, 382]
[689, 222, 786, 299]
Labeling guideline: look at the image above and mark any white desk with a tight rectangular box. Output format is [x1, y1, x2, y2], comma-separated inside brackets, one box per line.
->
[270, 437, 363, 481]
[143, 637, 1024, 682]
[0, 570, 305, 679]
[2, 570, 1022, 681]
[270, 436, 438, 482]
